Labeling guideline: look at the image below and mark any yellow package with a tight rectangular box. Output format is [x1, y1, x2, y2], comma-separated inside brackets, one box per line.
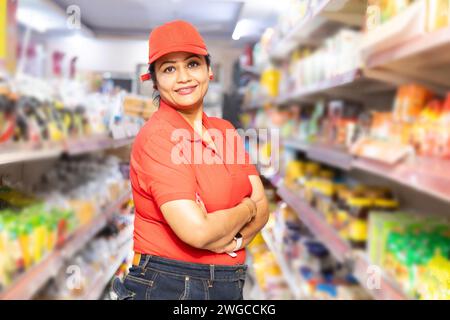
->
[427, 0, 450, 31]
[69, 200, 95, 225]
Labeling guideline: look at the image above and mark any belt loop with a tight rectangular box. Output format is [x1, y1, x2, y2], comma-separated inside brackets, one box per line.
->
[142, 254, 152, 269]
[208, 265, 214, 288]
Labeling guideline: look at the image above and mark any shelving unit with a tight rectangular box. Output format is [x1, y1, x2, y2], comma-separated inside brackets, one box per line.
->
[363, 20, 450, 95]
[279, 69, 396, 105]
[273, 183, 409, 300]
[283, 139, 353, 171]
[0, 136, 134, 166]
[0, 191, 131, 300]
[83, 233, 133, 300]
[261, 228, 302, 299]
[270, 0, 366, 61]
[239, 0, 450, 301]
[277, 185, 351, 263]
[0, 146, 64, 166]
[282, 137, 450, 204]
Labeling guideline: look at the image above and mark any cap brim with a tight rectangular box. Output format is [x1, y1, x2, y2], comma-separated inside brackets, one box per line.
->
[149, 44, 208, 64]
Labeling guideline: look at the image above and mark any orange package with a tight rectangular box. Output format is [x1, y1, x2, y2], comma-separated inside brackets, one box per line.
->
[393, 84, 434, 122]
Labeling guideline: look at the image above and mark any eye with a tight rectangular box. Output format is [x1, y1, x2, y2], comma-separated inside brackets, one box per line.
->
[188, 60, 200, 68]
[163, 66, 176, 73]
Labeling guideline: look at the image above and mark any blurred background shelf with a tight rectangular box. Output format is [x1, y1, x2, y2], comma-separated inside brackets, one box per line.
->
[352, 252, 411, 300]
[261, 228, 302, 299]
[282, 139, 353, 170]
[306, 144, 354, 171]
[365, 27, 450, 70]
[83, 234, 133, 300]
[0, 146, 63, 166]
[65, 136, 135, 156]
[277, 184, 352, 263]
[269, 0, 366, 61]
[282, 138, 310, 152]
[352, 156, 450, 204]
[275, 184, 410, 300]
[281, 137, 450, 204]
[0, 137, 135, 167]
[361, 1, 450, 95]
[1, 0, 449, 301]
[278, 69, 395, 104]
[0, 191, 131, 300]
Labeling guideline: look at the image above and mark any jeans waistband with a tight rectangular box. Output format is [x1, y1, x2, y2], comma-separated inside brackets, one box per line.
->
[137, 254, 247, 281]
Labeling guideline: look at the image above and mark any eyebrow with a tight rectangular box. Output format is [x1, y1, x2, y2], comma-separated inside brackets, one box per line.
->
[159, 55, 201, 69]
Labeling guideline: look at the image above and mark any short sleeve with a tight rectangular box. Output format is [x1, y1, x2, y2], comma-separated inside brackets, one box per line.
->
[221, 119, 259, 176]
[243, 149, 259, 176]
[130, 132, 196, 207]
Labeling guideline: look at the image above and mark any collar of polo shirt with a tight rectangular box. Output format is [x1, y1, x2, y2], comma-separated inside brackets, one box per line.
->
[156, 99, 213, 143]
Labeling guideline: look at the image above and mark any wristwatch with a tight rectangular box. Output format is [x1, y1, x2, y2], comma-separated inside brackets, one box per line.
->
[233, 232, 243, 252]
[226, 232, 243, 258]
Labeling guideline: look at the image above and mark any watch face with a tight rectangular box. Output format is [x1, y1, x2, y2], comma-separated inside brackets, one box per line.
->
[235, 232, 243, 239]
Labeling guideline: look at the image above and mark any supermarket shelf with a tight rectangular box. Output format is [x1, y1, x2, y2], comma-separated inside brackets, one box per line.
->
[261, 228, 302, 299]
[282, 137, 450, 203]
[270, 0, 366, 60]
[282, 138, 310, 152]
[306, 144, 353, 171]
[282, 138, 353, 171]
[242, 98, 276, 111]
[366, 25, 450, 69]
[276, 184, 410, 300]
[65, 136, 135, 156]
[276, 69, 395, 104]
[352, 156, 450, 204]
[0, 191, 131, 300]
[65, 136, 113, 155]
[111, 137, 135, 149]
[83, 237, 133, 300]
[0, 146, 64, 166]
[280, 69, 363, 103]
[0, 136, 135, 166]
[352, 251, 411, 300]
[269, 0, 331, 59]
[245, 259, 268, 300]
[277, 184, 351, 263]
[364, 20, 450, 95]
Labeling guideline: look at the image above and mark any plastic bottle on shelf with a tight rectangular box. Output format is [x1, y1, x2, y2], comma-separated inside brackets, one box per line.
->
[17, 220, 33, 269]
[347, 197, 374, 249]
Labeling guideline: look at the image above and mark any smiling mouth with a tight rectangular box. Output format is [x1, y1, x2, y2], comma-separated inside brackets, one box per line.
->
[175, 85, 198, 95]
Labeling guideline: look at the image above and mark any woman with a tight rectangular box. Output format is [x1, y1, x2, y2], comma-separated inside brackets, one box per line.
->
[113, 20, 269, 300]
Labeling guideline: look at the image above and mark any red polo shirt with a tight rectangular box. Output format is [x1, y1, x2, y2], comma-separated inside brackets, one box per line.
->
[130, 99, 258, 265]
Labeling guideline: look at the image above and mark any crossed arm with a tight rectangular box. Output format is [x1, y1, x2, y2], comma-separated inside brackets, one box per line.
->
[160, 175, 269, 253]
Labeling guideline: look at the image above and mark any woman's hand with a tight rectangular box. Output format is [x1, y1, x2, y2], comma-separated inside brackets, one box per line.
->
[210, 239, 237, 254]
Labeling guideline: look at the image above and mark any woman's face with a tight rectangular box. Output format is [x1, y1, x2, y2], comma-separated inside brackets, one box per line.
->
[154, 51, 212, 110]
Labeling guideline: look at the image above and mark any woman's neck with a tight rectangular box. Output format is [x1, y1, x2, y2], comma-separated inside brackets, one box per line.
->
[176, 104, 204, 133]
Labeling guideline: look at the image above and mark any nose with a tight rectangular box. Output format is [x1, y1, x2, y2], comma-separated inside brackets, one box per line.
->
[177, 66, 192, 83]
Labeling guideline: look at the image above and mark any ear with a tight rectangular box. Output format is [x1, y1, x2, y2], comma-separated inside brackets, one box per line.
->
[208, 66, 214, 80]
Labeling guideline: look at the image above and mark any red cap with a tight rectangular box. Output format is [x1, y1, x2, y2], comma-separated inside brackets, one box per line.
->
[141, 20, 208, 82]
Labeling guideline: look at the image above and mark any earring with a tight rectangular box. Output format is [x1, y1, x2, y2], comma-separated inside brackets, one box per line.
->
[209, 75, 214, 80]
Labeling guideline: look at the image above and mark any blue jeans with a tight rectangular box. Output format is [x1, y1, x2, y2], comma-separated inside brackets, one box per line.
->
[112, 255, 247, 300]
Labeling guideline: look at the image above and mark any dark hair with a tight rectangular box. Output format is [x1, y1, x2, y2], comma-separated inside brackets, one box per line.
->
[149, 54, 211, 106]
